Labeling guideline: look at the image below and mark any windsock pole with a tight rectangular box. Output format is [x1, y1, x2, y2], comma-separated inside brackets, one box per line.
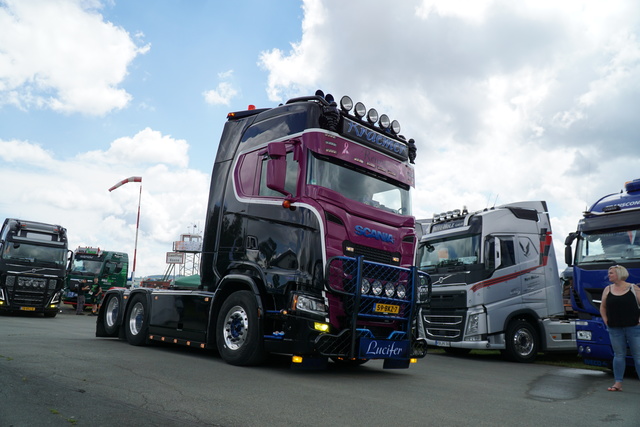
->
[109, 176, 142, 284]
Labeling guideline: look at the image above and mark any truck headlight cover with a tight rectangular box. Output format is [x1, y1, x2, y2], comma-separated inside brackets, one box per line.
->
[372, 280, 383, 296]
[292, 294, 327, 316]
[361, 278, 371, 295]
[384, 282, 395, 298]
[466, 314, 480, 335]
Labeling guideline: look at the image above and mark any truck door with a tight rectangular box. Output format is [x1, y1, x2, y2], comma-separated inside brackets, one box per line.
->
[517, 235, 547, 310]
[484, 235, 521, 333]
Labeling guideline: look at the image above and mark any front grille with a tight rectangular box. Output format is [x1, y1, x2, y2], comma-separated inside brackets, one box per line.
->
[3, 275, 56, 308]
[321, 256, 428, 358]
[344, 241, 400, 266]
[423, 310, 466, 341]
[429, 291, 467, 309]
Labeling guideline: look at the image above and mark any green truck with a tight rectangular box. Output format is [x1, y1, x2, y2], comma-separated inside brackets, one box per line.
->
[63, 247, 129, 310]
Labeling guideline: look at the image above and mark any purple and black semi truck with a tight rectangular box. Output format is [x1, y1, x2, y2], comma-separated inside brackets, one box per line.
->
[97, 91, 431, 369]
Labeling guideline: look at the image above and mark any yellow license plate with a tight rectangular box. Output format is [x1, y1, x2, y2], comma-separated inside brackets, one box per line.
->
[20, 307, 36, 311]
[374, 303, 399, 314]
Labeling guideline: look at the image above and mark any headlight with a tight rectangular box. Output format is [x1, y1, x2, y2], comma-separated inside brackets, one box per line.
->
[396, 284, 406, 299]
[360, 278, 371, 295]
[384, 282, 395, 298]
[292, 294, 327, 316]
[372, 280, 383, 296]
[466, 313, 480, 335]
[577, 330, 592, 341]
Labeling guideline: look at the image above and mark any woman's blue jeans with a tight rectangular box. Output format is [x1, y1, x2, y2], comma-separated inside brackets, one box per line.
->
[608, 325, 640, 382]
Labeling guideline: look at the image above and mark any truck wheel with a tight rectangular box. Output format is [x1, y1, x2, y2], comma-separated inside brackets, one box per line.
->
[504, 319, 538, 363]
[124, 294, 149, 346]
[216, 291, 265, 366]
[102, 294, 121, 336]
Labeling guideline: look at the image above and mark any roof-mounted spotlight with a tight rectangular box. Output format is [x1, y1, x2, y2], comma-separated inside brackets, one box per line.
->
[354, 102, 366, 119]
[367, 108, 378, 124]
[325, 93, 335, 105]
[391, 120, 401, 135]
[379, 114, 390, 129]
[340, 96, 353, 112]
[315, 89, 325, 98]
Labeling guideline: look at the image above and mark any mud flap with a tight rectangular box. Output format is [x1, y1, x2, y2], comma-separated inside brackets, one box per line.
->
[383, 359, 411, 369]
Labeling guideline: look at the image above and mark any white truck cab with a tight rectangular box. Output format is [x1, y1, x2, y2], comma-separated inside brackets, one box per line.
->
[417, 201, 575, 362]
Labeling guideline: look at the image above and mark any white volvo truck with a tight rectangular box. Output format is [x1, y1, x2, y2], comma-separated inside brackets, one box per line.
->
[416, 201, 576, 362]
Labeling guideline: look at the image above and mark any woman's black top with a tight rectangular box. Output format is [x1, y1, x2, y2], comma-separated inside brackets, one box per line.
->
[607, 285, 640, 327]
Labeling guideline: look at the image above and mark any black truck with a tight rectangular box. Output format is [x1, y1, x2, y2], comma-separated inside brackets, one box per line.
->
[0, 218, 69, 317]
[97, 91, 431, 368]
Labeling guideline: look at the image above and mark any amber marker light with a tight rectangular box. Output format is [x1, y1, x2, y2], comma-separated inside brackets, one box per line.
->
[282, 200, 292, 209]
[292, 355, 303, 364]
[410, 358, 418, 364]
[314, 322, 330, 332]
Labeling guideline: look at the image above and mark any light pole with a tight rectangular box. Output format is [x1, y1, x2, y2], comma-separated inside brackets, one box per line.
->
[109, 176, 142, 285]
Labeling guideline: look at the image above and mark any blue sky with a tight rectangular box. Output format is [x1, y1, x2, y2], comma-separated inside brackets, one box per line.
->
[1, 0, 639, 277]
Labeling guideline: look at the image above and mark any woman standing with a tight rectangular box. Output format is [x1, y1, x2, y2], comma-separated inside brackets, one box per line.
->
[600, 265, 640, 391]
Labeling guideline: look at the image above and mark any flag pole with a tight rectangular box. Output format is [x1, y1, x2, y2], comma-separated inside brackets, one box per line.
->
[109, 176, 142, 285]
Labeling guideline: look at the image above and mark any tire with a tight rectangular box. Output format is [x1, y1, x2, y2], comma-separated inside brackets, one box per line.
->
[124, 294, 149, 346]
[504, 319, 538, 363]
[443, 347, 471, 356]
[102, 294, 121, 336]
[216, 291, 266, 366]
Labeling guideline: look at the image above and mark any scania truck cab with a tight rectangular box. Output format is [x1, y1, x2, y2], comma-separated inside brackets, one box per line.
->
[565, 178, 640, 368]
[417, 201, 575, 362]
[97, 91, 431, 369]
[0, 218, 68, 317]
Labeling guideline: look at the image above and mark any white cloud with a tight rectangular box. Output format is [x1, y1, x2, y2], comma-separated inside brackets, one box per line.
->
[0, 132, 209, 277]
[258, 0, 640, 270]
[77, 127, 190, 168]
[203, 81, 238, 106]
[0, 0, 149, 115]
[0, 139, 56, 166]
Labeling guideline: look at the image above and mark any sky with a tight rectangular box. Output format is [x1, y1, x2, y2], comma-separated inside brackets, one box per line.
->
[1, 0, 639, 278]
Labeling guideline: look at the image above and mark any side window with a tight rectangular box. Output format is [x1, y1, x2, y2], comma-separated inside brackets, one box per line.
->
[485, 236, 516, 271]
[500, 238, 516, 269]
[259, 151, 297, 197]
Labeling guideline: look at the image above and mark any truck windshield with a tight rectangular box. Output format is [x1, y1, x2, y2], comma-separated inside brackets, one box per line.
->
[2, 243, 67, 266]
[418, 234, 481, 272]
[72, 259, 103, 274]
[576, 228, 640, 263]
[307, 153, 411, 215]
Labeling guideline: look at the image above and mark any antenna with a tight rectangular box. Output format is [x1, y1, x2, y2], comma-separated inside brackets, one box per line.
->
[492, 194, 499, 208]
[485, 193, 492, 209]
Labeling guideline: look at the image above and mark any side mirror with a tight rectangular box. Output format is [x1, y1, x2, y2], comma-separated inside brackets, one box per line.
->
[266, 143, 290, 196]
[564, 232, 577, 246]
[564, 232, 577, 266]
[564, 245, 573, 266]
[114, 263, 123, 274]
